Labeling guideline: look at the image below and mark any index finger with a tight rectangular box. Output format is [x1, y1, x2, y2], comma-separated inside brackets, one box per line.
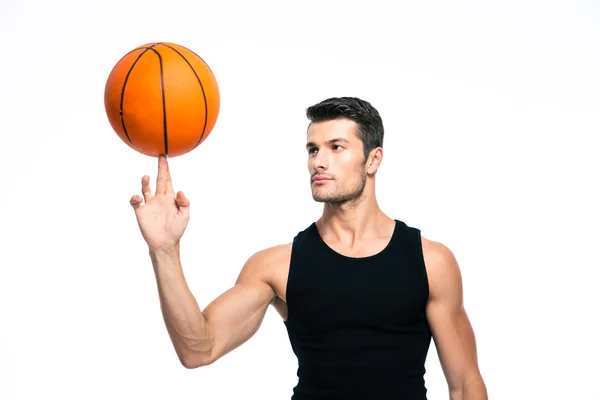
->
[156, 155, 174, 195]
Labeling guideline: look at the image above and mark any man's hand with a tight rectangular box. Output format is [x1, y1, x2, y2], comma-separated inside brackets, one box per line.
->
[130, 155, 190, 253]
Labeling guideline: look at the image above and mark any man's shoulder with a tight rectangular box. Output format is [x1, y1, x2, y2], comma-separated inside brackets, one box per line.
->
[239, 243, 292, 276]
[419, 235, 462, 300]
[420, 235, 455, 267]
[254, 243, 294, 262]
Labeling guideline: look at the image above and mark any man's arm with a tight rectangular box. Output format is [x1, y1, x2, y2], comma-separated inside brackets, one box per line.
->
[151, 243, 288, 369]
[423, 239, 488, 400]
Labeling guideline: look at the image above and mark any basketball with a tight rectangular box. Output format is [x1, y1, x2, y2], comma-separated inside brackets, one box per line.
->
[104, 42, 220, 158]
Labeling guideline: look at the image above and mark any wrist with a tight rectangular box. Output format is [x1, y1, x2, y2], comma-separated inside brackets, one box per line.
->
[149, 243, 181, 261]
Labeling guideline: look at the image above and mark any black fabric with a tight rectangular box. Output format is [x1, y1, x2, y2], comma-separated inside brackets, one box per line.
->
[284, 219, 432, 399]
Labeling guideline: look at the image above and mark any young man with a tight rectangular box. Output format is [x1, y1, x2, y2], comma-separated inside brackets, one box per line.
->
[129, 97, 488, 399]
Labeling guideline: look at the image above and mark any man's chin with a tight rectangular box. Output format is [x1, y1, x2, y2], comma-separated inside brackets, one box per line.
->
[311, 193, 328, 203]
[312, 193, 341, 203]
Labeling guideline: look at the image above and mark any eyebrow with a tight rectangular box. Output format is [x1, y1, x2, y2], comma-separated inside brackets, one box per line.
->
[306, 138, 350, 149]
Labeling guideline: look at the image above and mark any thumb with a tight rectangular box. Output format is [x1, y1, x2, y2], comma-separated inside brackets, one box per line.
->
[130, 195, 143, 211]
[175, 191, 190, 216]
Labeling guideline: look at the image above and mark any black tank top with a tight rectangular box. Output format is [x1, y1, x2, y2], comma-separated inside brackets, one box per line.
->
[283, 219, 432, 399]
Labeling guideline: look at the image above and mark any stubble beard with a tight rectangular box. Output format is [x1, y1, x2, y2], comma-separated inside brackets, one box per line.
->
[312, 166, 367, 204]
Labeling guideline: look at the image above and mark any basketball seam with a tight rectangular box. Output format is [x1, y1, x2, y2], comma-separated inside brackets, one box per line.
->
[119, 43, 162, 154]
[156, 43, 209, 149]
[144, 44, 169, 157]
[118, 48, 149, 150]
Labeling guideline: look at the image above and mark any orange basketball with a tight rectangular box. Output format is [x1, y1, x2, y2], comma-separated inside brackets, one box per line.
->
[104, 42, 220, 158]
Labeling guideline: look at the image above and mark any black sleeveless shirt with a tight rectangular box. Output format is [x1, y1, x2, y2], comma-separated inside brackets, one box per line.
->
[283, 219, 432, 399]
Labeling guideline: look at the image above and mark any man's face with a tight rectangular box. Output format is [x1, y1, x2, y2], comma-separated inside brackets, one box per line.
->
[306, 119, 367, 203]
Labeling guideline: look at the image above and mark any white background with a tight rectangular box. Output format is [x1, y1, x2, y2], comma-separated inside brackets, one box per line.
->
[1, 0, 599, 399]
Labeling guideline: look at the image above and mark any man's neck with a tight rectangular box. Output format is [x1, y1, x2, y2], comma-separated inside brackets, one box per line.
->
[317, 195, 392, 242]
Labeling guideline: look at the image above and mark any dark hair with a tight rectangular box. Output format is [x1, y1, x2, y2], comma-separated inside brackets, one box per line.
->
[306, 97, 384, 160]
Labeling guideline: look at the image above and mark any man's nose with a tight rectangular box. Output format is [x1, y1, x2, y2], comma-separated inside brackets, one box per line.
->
[312, 150, 329, 171]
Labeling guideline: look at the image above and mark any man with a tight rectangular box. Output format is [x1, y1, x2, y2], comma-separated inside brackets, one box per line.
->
[129, 97, 488, 399]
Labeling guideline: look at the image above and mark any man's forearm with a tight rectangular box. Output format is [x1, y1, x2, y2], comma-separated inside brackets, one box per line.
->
[150, 245, 213, 367]
[451, 376, 488, 400]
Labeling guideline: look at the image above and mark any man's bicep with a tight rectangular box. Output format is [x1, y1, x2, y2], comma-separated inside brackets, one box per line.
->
[427, 296, 479, 389]
[201, 249, 279, 364]
[424, 240, 482, 390]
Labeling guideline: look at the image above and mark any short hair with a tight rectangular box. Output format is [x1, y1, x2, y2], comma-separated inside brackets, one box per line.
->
[306, 97, 384, 160]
